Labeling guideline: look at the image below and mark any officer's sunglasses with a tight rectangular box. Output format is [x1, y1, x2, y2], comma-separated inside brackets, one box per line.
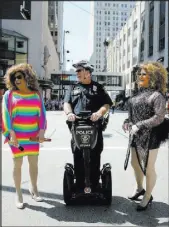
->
[76, 69, 82, 73]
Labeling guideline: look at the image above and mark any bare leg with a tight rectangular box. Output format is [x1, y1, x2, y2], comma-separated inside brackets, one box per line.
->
[140, 149, 158, 206]
[130, 147, 144, 194]
[13, 157, 23, 203]
[27, 155, 39, 196]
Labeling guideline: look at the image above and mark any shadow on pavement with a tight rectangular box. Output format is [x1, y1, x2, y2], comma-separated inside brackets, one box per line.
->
[2, 185, 169, 226]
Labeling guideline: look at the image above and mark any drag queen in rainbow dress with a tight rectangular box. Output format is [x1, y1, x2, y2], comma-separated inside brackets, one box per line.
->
[2, 63, 47, 209]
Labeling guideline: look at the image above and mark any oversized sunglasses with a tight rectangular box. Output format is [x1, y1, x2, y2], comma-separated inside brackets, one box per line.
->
[137, 73, 147, 76]
[14, 75, 23, 80]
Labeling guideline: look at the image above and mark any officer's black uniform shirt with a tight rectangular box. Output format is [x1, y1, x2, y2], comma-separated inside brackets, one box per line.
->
[64, 80, 113, 115]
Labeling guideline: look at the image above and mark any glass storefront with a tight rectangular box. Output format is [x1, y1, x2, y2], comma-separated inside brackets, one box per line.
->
[0, 28, 28, 88]
[0, 29, 28, 72]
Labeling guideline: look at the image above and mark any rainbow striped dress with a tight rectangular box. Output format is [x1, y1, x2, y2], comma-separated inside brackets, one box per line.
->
[2, 90, 46, 158]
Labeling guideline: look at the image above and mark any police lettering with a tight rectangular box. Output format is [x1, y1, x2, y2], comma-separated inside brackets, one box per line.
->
[76, 130, 93, 135]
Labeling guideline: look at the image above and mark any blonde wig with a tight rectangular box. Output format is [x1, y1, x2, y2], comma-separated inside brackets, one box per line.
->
[137, 62, 168, 94]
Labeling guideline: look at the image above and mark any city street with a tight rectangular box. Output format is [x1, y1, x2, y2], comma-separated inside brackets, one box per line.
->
[2, 111, 169, 226]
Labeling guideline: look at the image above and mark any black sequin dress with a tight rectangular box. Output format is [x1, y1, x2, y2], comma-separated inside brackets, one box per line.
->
[126, 88, 166, 174]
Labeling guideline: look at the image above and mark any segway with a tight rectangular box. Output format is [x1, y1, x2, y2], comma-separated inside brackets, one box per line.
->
[63, 111, 112, 205]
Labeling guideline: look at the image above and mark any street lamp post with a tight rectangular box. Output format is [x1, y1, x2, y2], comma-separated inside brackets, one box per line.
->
[60, 30, 70, 99]
[63, 30, 70, 71]
[103, 37, 110, 87]
[103, 37, 110, 72]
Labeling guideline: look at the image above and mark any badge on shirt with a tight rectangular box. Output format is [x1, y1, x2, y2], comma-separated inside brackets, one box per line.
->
[73, 87, 81, 95]
[93, 85, 97, 92]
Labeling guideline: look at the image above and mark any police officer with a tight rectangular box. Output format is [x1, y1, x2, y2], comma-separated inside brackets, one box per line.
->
[64, 60, 112, 192]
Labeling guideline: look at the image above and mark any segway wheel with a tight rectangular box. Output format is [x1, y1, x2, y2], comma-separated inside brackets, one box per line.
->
[102, 171, 112, 205]
[63, 171, 73, 205]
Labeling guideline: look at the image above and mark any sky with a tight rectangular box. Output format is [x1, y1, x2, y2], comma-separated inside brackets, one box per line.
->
[63, 1, 94, 71]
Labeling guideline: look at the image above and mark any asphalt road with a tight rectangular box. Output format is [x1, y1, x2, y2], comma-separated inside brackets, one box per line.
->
[1, 111, 169, 226]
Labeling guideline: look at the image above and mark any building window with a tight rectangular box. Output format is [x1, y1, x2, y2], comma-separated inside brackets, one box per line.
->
[159, 1, 165, 51]
[140, 39, 144, 52]
[127, 44, 130, 52]
[134, 20, 137, 30]
[51, 31, 53, 36]
[159, 37, 165, 51]
[133, 56, 137, 65]
[141, 10, 145, 22]
[150, 1, 154, 11]
[51, 15, 54, 21]
[141, 20, 145, 32]
[159, 1, 166, 25]
[123, 49, 125, 56]
[127, 60, 130, 68]
[127, 28, 131, 36]
[149, 2, 154, 56]
[140, 51, 144, 62]
[149, 34, 153, 56]
[17, 41, 24, 48]
[133, 38, 137, 47]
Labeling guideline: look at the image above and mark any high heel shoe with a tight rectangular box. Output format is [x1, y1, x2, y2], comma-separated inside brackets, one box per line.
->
[16, 202, 24, 209]
[128, 189, 145, 200]
[136, 195, 153, 211]
[29, 189, 43, 202]
[15, 195, 24, 209]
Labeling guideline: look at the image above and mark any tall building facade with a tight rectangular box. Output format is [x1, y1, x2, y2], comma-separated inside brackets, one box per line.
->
[91, 1, 136, 72]
[48, 1, 64, 69]
[107, 1, 168, 96]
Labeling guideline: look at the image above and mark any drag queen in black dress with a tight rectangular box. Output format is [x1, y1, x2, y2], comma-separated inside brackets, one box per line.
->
[123, 62, 168, 211]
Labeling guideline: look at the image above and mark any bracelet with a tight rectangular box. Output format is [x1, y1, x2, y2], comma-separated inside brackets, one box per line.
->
[67, 112, 72, 115]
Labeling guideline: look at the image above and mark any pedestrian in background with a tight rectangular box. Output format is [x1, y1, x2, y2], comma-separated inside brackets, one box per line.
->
[2, 63, 47, 209]
[111, 101, 115, 114]
[122, 62, 168, 211]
